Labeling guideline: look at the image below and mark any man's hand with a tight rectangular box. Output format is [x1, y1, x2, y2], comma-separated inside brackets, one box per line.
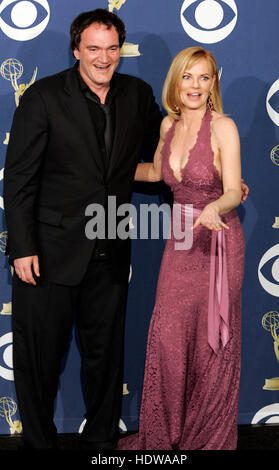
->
[241, 179, 249, 203]
[14, 255, 40, 285]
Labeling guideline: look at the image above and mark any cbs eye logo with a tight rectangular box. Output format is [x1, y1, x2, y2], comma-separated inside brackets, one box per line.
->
[266, 78, 279, 127]
[252, 404, 279, 424]
[0, 332, 14, 381]
[258, 244, 279, 297]
[0, 0, 50, 41]
[180, 0, 238, 44]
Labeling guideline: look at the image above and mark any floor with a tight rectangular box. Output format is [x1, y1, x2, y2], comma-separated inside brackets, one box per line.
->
[0, 424, 279, 450]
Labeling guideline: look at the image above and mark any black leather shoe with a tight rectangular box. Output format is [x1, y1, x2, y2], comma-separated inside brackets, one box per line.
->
[80, 439, 116, 451]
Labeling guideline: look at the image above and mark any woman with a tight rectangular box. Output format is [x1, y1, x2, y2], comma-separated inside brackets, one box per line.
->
[118, 47, 245, 450]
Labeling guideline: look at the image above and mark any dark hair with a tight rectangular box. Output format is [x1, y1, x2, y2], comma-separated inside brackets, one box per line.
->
[70, 9, 126, 51]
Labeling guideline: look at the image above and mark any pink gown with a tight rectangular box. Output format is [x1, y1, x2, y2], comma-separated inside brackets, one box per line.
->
[118, 109, 245, 450]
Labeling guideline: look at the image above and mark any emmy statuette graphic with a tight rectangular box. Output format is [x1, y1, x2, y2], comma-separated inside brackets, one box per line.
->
[0, 397, 22, 434]
[0, 58, 37, 107]
[262, 311, 279, 390]
[271, 145, 279, 166]
[108, 0, 140, 57]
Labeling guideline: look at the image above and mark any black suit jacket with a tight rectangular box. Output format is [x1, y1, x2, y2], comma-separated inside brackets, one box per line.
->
[3, 65, 162, 285]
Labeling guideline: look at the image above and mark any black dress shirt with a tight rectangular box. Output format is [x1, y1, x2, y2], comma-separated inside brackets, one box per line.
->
[77, 69, 117, 258]
[77, 70, 116, 174]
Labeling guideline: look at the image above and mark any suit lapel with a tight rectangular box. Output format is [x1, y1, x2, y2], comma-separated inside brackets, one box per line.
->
[63, 67, 105, 176]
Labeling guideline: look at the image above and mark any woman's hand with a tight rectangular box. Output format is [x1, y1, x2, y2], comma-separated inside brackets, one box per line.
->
[192, 203, 229, 232]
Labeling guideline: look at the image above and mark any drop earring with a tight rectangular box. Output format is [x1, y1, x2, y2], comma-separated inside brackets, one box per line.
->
[207, 91, 214, 111]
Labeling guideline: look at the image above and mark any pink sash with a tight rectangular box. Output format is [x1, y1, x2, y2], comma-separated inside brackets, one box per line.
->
[208, 225, 229, 354]
[181, 206, 229, 354]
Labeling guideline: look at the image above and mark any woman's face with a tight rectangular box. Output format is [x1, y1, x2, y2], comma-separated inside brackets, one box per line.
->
[179, 58, 215, 111]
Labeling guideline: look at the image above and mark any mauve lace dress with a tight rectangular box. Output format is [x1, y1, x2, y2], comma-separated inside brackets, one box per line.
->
[118, 109, 245, 450]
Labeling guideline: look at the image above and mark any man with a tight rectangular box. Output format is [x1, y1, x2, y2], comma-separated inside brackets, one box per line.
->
[3, 9, 162, 450]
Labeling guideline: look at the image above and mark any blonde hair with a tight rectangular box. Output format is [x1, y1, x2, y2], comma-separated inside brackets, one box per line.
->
[162, 46, 223, 119]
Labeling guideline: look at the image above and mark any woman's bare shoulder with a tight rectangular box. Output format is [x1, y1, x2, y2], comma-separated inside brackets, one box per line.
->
[211, 112, 238, 134]
[160, 115, 176, 139]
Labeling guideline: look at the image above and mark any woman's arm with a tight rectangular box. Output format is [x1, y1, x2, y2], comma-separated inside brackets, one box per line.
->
[134, 116, 173, 182]
[193, 116, 242, 231]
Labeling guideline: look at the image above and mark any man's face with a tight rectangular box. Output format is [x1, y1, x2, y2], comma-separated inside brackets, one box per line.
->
[74, 22, 120, 91]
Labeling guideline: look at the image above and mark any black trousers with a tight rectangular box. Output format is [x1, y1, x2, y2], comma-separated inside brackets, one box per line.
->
[11, 256, 128, 449]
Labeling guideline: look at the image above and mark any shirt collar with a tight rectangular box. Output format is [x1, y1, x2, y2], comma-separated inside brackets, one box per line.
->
[75, 63, 118, 104]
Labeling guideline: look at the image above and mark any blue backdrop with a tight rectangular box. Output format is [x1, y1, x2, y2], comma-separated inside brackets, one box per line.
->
[0, 0, 279, 435]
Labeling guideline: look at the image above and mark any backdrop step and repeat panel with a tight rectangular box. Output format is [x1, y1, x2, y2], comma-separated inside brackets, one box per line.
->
[0, 0, 279, 435]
